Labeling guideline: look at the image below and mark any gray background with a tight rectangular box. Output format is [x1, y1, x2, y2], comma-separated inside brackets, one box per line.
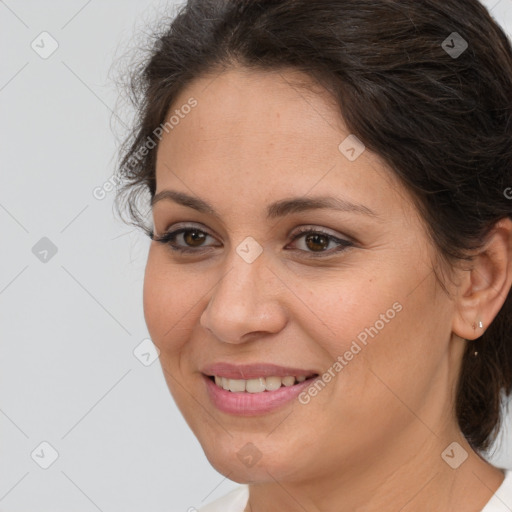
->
[1, 1, 511, 511]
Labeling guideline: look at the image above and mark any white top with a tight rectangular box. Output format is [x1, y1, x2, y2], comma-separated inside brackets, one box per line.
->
[197, 468, 512, 512]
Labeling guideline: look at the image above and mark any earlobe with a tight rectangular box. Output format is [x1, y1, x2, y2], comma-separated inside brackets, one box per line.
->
[471, 319, 484, 331]
[452, 218, 512, 341]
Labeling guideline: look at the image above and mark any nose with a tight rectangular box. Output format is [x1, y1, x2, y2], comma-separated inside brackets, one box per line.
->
[199, 248, 288, 344]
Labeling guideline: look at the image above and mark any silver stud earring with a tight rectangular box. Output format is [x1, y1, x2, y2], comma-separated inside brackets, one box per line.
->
[472, 319, 484, 330]
[471, 318, 483, 357]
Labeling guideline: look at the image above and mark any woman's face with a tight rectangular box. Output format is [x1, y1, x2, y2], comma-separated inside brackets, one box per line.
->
[144, 67, 463, 483]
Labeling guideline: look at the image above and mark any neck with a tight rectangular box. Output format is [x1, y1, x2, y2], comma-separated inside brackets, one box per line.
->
[244, 425, 504, 512]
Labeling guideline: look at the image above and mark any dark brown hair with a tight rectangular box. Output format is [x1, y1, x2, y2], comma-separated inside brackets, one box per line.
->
[114, 0, 512, 453]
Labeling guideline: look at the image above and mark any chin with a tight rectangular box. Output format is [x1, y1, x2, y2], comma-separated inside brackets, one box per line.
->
[198, 432, 299, 484]
[203, 450, 280, 484]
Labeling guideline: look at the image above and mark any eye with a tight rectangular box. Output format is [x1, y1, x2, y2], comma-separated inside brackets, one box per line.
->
[151, 225, 218, 254]
[286, 226, 353, 257]
[150, 224, 354, 257]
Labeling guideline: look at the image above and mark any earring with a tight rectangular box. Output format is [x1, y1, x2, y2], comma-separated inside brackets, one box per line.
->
[471, 318, 484, 357]
[471, 319, 484, 330]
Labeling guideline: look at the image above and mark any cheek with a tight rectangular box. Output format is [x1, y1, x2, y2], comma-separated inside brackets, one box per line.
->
[302, 263, 438, 399]
[142, 248, 197, 352]
[299, 271, 402, 359]
[323, 271, 447, 423]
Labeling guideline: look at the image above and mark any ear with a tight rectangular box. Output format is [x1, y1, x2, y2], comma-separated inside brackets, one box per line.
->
[452, 217, 512, 341]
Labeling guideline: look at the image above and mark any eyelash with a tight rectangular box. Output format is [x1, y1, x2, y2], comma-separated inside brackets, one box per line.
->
[150, 225, 354, 258]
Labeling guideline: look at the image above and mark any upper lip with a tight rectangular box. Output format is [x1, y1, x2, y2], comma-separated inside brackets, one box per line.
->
[201, 362, 318, 380]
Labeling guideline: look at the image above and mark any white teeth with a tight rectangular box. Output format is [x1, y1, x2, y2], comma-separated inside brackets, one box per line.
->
[228, 379, 246, 392]
[246, 378, 266, 393]
[212, 375, 311, 392]
[282, 376, 296, 387]
[265, 376, 282, 391]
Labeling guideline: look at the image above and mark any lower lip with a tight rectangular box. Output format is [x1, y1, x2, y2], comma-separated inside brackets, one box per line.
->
[203, 374, 318, 416]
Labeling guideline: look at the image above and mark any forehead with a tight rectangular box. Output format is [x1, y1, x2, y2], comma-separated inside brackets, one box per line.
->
[154, 67, 408, 218]
[161, 66, 345, 148]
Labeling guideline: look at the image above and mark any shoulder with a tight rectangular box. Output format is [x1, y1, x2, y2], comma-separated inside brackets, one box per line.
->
[197, 485, 249, 512]
[481, 468, 512, 512]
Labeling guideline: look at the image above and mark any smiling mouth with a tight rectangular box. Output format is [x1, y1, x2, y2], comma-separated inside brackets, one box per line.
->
[207, 374, 319, 393]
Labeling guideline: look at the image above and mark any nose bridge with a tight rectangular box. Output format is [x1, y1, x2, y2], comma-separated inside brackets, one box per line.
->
[200, 243, 285, 343]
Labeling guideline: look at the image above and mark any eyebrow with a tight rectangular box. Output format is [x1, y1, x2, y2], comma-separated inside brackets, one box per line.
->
[151, 189, 378, 219]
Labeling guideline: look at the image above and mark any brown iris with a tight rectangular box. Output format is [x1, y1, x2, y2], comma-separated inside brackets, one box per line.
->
[304, 233, 329, 252]
[184, 230, 207, 247]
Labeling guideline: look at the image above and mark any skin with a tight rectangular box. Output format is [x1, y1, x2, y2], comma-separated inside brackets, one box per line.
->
[143, 66, 512, 512]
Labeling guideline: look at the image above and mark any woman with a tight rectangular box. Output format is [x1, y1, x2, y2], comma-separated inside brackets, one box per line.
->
[115, 0, 512, 510]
